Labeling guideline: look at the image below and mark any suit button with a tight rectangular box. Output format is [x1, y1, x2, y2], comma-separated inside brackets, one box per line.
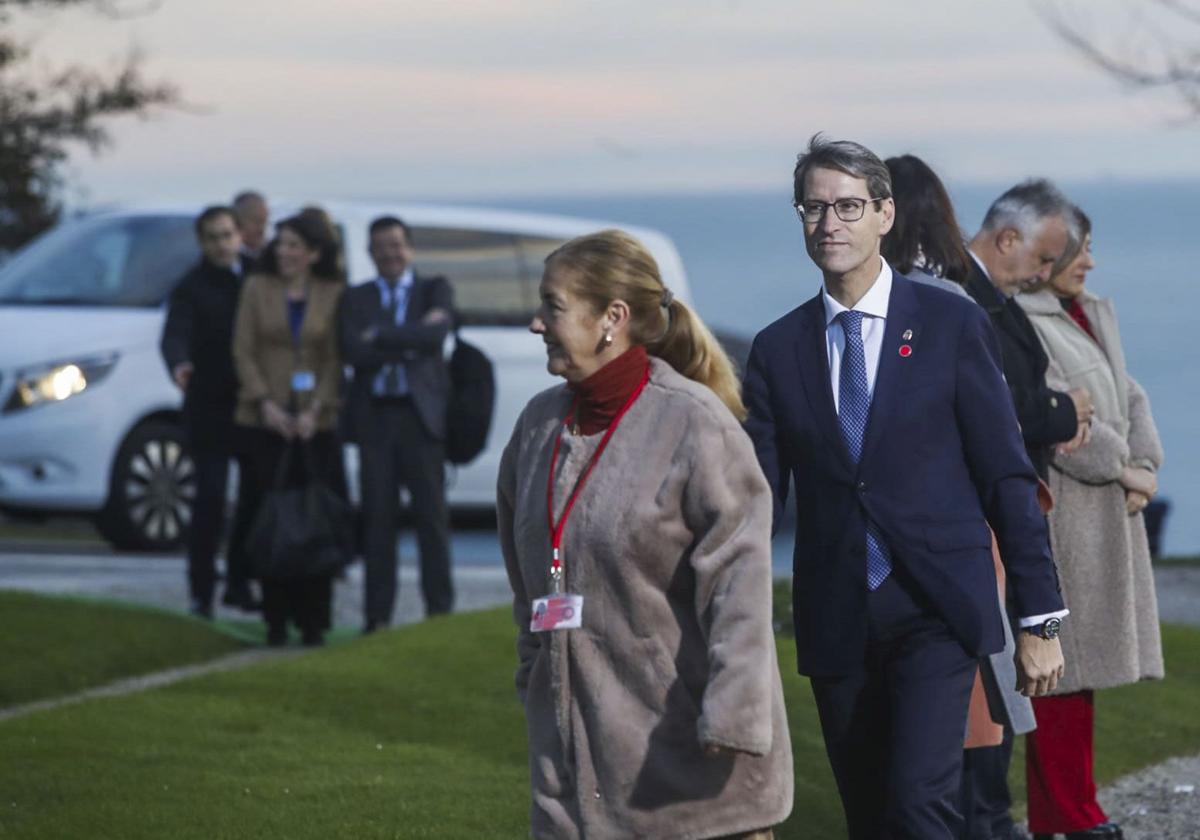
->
[857, 481, 868, 493]
[1050, 396, 1059, 408]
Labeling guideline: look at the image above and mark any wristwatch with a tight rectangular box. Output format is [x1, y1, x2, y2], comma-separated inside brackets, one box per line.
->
[1022, 617, 1063, 640]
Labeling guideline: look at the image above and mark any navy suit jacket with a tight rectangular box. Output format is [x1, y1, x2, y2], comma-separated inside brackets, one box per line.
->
[743, 272, 1064, 676]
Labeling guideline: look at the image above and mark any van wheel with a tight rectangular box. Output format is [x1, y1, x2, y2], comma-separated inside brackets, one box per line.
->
[95, 421, 196, 552]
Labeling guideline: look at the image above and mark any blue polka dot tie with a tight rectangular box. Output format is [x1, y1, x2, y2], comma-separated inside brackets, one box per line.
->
[837, 310, 893, 591]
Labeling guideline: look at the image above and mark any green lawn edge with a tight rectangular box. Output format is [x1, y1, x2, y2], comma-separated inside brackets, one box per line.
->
[1, 601, 1198, 838]
[0, 591, 248, 708]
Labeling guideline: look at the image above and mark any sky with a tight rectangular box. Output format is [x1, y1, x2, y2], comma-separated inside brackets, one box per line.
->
[11, 0, 1199, 204]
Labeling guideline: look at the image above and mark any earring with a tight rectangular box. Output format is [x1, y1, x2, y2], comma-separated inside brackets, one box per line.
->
[603, 331, 613, 346]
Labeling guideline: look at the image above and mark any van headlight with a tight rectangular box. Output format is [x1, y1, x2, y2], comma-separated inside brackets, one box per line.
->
[4, 353, 119, 412]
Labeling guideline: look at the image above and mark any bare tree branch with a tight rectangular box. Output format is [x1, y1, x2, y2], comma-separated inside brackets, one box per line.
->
[1039, 0, 1200, 117]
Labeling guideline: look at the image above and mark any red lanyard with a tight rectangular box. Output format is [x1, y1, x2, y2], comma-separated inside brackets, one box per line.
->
[546, 364, 651, 592]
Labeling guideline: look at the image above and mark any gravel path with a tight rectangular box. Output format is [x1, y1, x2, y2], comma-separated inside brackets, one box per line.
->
[1092, 754, 1200, 839]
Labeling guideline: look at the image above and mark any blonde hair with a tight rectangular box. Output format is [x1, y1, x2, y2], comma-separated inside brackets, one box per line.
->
[545, 229, 747, 421]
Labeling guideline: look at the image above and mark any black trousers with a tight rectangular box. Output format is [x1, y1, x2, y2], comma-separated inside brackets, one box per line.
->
[240, 427, 345, 635]
[186, 445, 256, 605]
[961, 728, 1015, 839]
[810, 574, 978, 840]
[359, 399, 453, 623]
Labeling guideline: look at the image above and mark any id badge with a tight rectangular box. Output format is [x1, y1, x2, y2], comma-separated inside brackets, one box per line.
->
[291, 370, 316, 392]
[530, 593, 584, 632]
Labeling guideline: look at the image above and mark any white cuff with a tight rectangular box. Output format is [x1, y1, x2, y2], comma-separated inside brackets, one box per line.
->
[1018, 609, 1070, 628]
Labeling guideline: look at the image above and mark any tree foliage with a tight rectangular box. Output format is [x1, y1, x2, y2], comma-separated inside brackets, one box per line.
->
[0, 0, 177, 254]
[1042, 0, 1200, 118]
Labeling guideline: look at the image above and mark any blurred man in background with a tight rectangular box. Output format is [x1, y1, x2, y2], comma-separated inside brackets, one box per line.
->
[160, 205, 261, 618]
[339, 217, 456, 630]
[232, 190, 270, 261]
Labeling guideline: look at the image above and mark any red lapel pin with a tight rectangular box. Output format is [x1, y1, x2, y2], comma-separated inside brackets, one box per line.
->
[899, 344, 913, 357]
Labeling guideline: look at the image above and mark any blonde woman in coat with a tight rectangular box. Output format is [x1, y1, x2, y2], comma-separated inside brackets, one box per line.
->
[498, 230, 793, 840]
[1017, 207, 1164, 840]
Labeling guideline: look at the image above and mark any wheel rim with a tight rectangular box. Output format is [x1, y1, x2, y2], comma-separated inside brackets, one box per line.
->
[124, 437, 195, 544]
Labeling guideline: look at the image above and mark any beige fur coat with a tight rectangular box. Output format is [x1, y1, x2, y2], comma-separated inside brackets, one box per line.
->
[497, 358, 793, 839]
[1018, 289, 1164, 694]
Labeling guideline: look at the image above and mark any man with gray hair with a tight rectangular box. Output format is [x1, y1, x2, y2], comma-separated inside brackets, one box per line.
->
[744, 135, 1067, 839]
[232, 190, 270, 260]
[963, 185, 1092, 840]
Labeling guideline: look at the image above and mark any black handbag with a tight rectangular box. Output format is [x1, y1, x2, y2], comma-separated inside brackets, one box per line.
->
[246, 441, 354, 580]
[444, 334, 496, 465]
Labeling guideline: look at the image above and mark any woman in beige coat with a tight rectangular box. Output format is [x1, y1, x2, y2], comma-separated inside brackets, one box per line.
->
[498, 230, 793, 839]
[233, 211, 346, 647]
[1017, 207, 1164, 840]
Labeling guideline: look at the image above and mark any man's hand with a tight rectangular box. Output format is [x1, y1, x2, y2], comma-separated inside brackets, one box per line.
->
[1119, 466, 1158, 499]
[1068, 387, 1094, 424]
[1058, 420, 1091, 455]
[422, 307, 452, 325]
[172, 362, 194, 392]
[261, 399, 295, 440]
[1015, 633, 1065, 697]
[1126, 489, 1151, 515]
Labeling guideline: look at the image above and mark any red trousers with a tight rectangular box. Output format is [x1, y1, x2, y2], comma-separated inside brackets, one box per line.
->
[1026, 691, 1108, 833]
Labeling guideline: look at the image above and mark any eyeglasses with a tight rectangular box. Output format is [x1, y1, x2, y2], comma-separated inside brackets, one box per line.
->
[793, 197, 885, 224]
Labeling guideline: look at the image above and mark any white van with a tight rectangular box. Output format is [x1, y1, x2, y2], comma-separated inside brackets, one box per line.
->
[0, 201, 691, 551]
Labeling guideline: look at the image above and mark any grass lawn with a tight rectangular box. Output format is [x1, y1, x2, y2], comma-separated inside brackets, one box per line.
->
[0, 591, 246, 708]
[1, 602, 1198, 838]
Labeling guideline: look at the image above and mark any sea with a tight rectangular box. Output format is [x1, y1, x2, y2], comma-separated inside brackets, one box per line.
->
[486, 182, 1199, 555]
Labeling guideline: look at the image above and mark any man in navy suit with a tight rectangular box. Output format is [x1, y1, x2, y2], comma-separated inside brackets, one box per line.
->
[743, 135, 1067, 839]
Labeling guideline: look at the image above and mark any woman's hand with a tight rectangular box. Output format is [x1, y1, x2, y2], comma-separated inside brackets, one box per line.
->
[261, 399, 295, 439]
[1119, 466, 1158, 498]
[1126, 489, 1152, 515]
[295, 407, 318, 441]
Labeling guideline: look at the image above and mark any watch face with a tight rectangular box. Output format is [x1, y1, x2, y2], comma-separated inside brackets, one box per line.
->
[1043, 617, 1063, 639]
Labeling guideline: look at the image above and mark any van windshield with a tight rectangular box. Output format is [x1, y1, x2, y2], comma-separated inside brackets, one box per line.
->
[0, 215, 198, 306]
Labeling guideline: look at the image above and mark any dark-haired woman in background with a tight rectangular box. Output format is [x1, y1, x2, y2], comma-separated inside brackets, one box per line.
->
[884, 153, 1038, 840]
[233, 211, 347, 646]
[881, 154, 972, 297]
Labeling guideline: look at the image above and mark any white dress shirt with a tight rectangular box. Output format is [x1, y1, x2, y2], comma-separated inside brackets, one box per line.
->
[820, 259, 1067, 630]
[821, 259, 892, 414]
[372, 269, 415, 396]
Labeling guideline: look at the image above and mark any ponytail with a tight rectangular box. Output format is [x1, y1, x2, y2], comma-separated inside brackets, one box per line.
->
[648, 299, 746, 421]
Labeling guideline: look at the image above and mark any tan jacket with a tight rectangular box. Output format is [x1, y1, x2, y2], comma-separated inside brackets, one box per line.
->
[1018, 288, 1164, 693]
[498, 358, 793, 840]
[232, 272, 344, 430]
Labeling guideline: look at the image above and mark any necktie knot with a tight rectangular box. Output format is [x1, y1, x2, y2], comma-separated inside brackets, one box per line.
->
[838, 309, 864, 335]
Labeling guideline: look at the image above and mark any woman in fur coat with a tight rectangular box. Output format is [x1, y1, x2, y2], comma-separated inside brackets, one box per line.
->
[1017, 206, 1164, 840]
[497, 230, 793, 840]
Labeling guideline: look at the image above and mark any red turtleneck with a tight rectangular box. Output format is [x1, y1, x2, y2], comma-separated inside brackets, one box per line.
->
[567, 346, 650, 435]
[1064, 297, 1098, 342]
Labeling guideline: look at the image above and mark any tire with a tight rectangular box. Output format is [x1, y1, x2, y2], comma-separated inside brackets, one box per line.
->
[95, 420, 196, 552]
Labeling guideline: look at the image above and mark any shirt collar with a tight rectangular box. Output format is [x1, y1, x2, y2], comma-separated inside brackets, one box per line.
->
[968, 249, 991, 281]
[376, 268, 414, 291]
[822, 258, 893, 327]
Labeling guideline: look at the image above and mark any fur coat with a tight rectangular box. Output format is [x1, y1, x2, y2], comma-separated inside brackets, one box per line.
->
[1018, 288, 1164, 694]
[497, 358, 793, 839]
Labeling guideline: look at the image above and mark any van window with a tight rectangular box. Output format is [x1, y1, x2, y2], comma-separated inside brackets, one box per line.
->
[411, 227, 531, 326]
[0, 215, 198, 307]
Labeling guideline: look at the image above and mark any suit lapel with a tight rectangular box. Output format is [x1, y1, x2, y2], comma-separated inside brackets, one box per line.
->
[794, 296, 854, 473]
[859, 275, 922, 469]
